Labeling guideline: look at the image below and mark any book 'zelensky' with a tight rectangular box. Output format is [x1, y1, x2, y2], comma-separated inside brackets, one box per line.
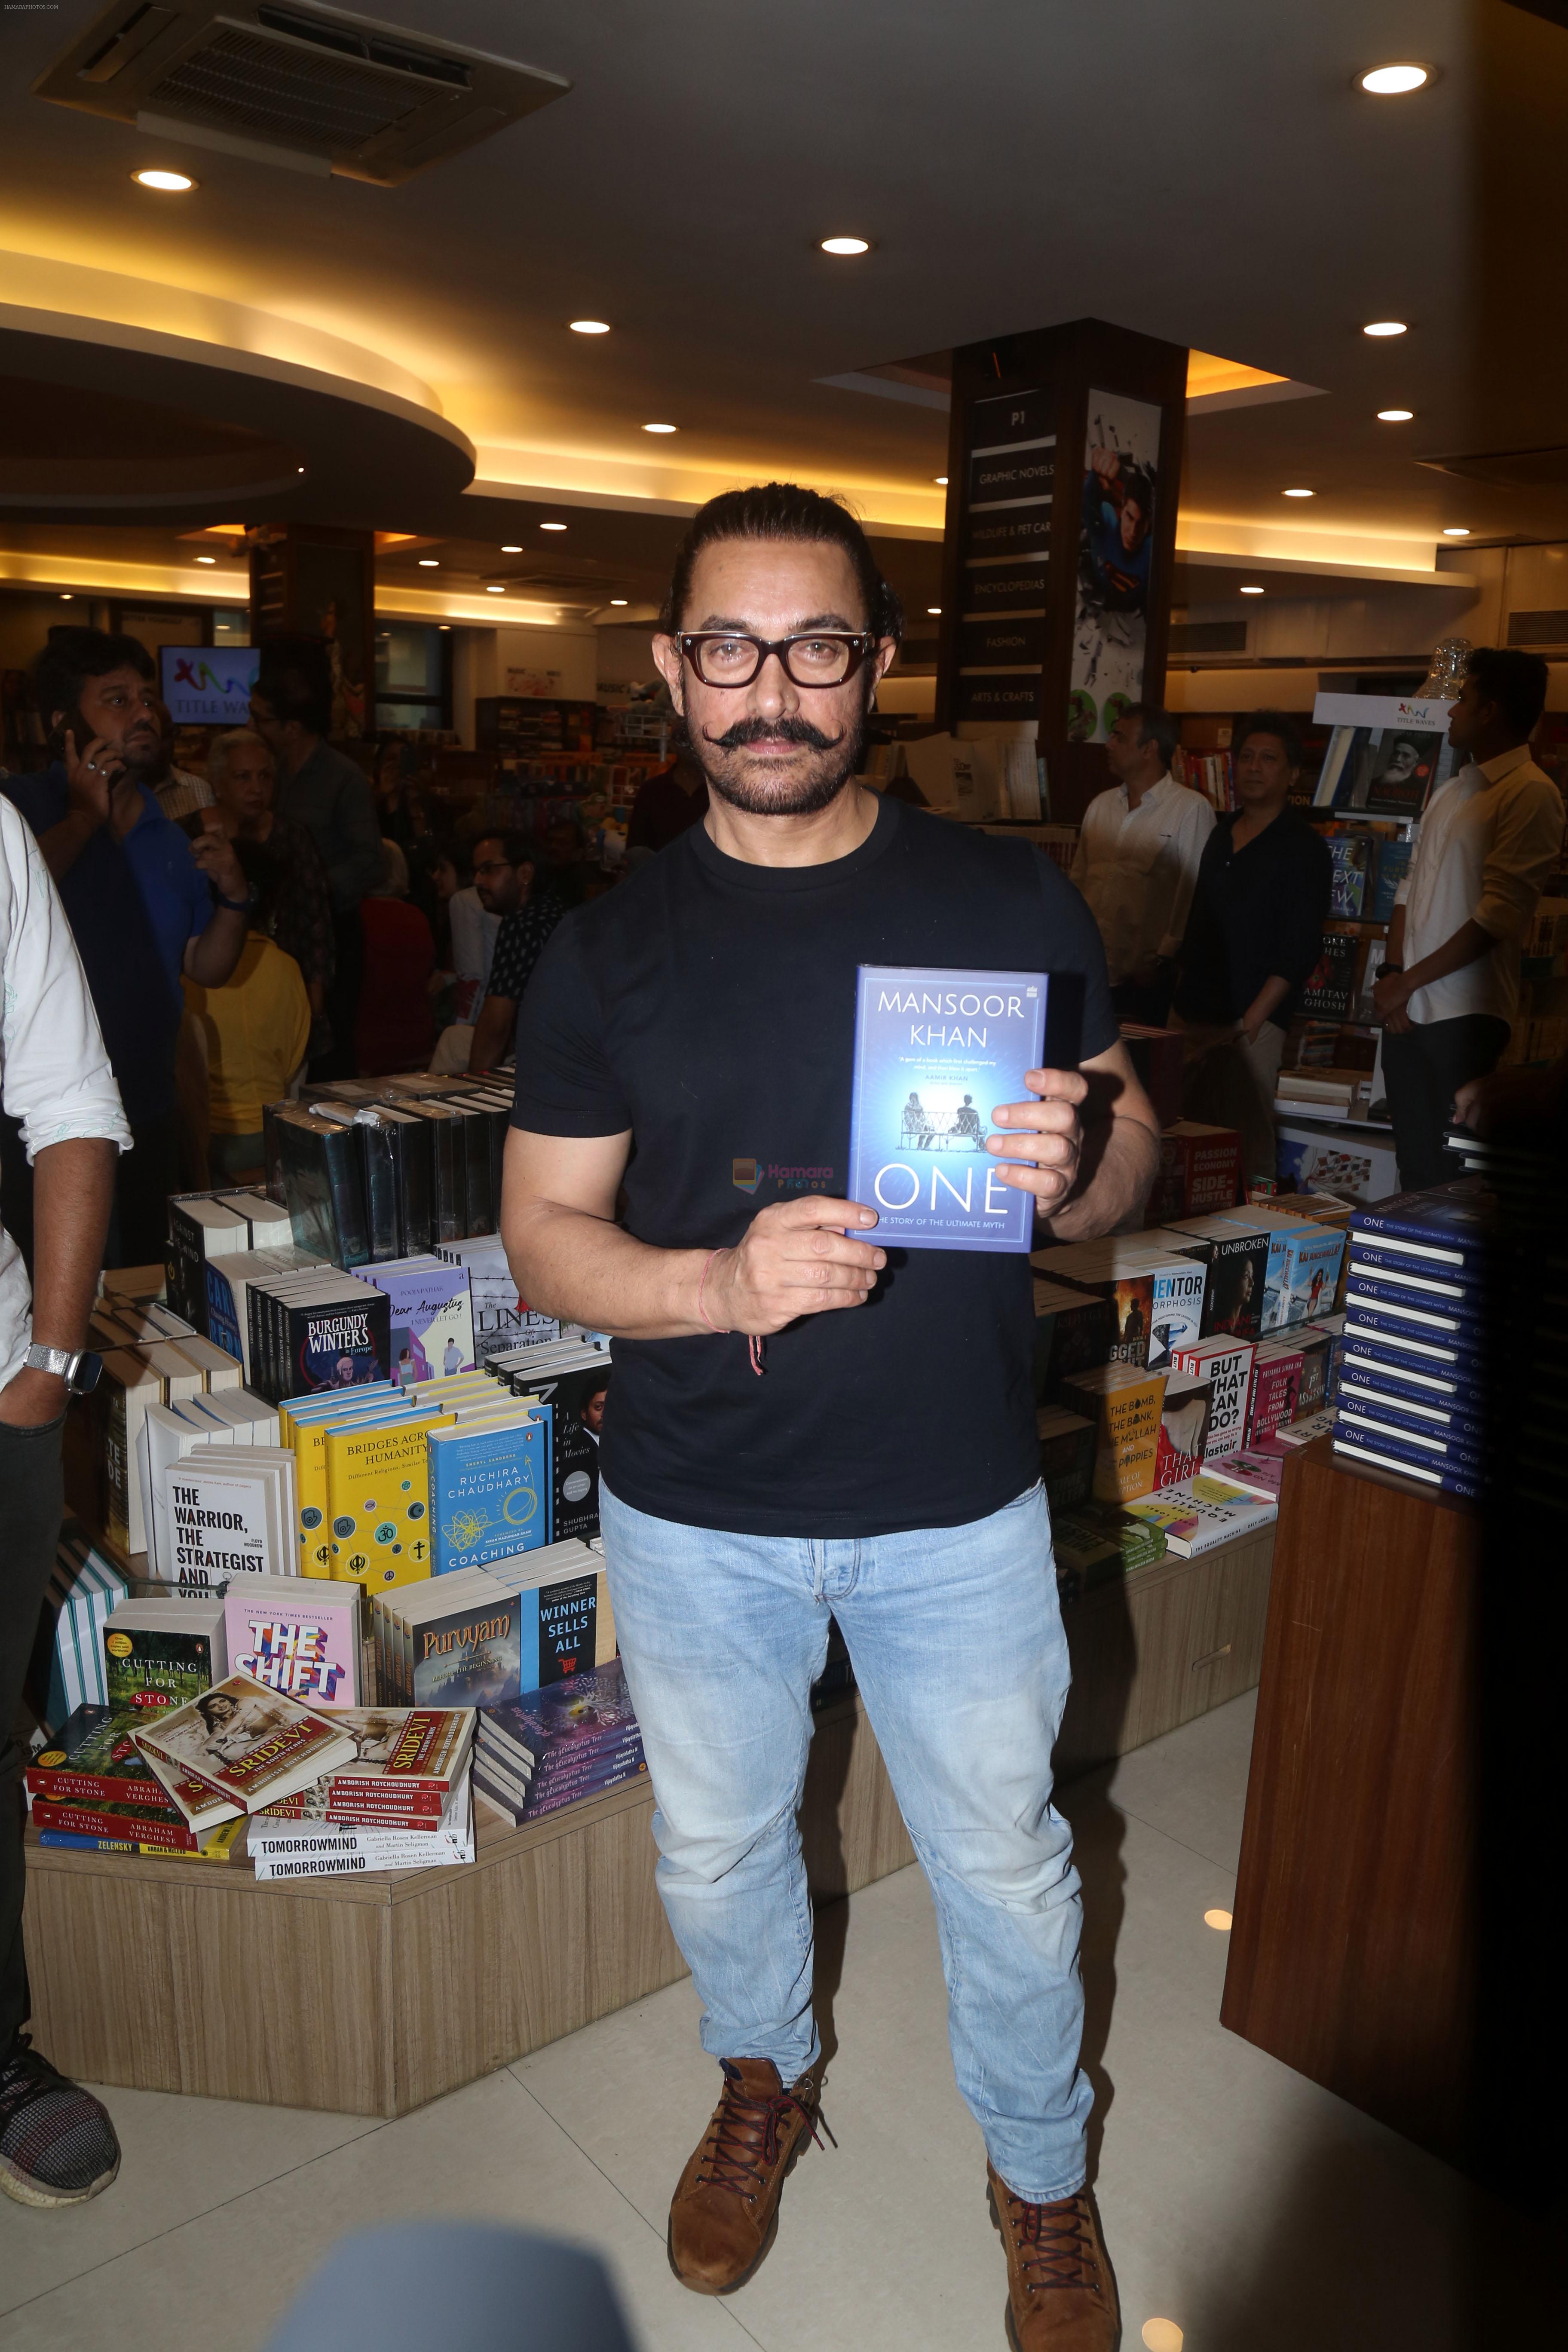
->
[847, 966, 1048, 1252]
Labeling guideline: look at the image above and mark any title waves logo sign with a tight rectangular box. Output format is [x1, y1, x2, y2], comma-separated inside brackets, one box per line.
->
[161, 644, 261, 726]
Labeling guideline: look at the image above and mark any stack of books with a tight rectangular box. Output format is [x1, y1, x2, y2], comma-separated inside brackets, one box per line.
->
[473, 1658, 646, 1825]
[26, 1706, 245, 1861]
[1333, 1187, 1491, 1498]
[265, 1075, 515, 1264]
[372, 1538, 614, 1707]
[248, 1705, 476, 1877]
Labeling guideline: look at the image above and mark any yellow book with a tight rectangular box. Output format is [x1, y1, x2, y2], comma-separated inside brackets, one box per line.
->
[1061, 1363, 1167, 1503]
[288, 1396, 412, 1576]
[324, 1410, 454, 1593]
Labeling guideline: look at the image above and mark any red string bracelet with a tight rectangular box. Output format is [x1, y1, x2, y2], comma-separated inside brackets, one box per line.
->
[696, 1249, 765, 1376]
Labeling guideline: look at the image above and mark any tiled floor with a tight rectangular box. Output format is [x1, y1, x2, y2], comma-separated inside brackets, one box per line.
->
[0, 1692, 1554, 2350]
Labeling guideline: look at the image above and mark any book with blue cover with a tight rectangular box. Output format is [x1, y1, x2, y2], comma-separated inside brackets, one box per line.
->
[847, 965, 1047, 1253]
[429, 1409, 552, 1575]
[1332, 1432, 1483, 1498]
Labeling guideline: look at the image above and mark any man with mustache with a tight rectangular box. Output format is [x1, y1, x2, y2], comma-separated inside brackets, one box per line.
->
[502, 484, 1159, 2349]
[3, 632, 249, 1262]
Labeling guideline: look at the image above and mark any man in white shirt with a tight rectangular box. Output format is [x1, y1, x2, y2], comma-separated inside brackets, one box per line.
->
[1375, 648, 1565, 1187]
[1070, 704, 1213, 1024]
[0, 798, 130, 2208]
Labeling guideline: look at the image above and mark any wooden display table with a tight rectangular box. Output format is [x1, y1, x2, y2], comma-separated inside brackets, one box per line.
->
[1221, 1438, 1479, 2166]
[26, 1526, 1274, 2116]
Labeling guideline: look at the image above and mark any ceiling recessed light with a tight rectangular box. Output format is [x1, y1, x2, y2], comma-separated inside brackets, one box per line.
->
[643, 421, 677, 434]
[486, 583, 505, 593]
[59, 593, 73, 601]
[569, 319, 611, 334]
[297, 466, 306, 474]
[1443, 526, 1471, 536]
[438, 624, 451, 631]
[501, 544, 523, 553]
[1363, 320, 1408, 337]
[934, 476, 949, 486]
[927, 606, 942, 615]
[821, 235, 871, 256]
[1282, 487, 1314, 498]
[1377, 408, 1415, 422]
[1203, 1909, 1233, 1931]
[194, 554, 217, 565]
[609, 597, 629, 606]
[540, 521, 567, 532]
[418, 557, 440, 567]
[134, 168, 195, 192]
[1240, 584, 1264, 595]
[1360, 64, 1428, 96]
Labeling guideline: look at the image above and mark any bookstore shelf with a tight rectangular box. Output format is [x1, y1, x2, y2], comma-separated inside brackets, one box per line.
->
[26, 1527, 1274, 2116]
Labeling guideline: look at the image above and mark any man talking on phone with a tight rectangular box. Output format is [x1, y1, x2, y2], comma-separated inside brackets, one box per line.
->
[502, 486, 1158, 2350]
[4, 632, 251, 1263]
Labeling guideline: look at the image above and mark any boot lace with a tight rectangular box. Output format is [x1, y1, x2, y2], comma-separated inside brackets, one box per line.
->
[1001, 2187, 1102, 2295]
[697, 2062, 833, 2200]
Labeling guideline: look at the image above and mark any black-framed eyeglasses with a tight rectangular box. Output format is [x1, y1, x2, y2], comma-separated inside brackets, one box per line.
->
[679, 631, 875, 689]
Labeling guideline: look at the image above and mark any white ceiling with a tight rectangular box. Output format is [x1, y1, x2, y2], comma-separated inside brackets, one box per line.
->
[3, 0, 1565, 587]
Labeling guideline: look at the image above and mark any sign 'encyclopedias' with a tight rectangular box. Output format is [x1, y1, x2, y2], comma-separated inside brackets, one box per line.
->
[847, 965, 1047, 1253]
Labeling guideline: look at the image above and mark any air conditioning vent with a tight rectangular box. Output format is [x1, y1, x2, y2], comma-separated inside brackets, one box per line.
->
[34, 0, 569, 184]
[1507, 609, 1568, 648]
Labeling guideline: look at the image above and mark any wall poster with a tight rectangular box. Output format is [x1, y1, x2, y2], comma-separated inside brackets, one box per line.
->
[1068, 388, 1164, 744]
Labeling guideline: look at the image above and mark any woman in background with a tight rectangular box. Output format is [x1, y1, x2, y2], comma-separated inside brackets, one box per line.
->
[208, 727, 335, 1066]
[182, 860, 312, 1182]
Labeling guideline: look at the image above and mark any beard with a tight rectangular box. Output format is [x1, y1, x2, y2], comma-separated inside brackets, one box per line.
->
[692, 704, 868, 818]
[66, 703, 164, 779]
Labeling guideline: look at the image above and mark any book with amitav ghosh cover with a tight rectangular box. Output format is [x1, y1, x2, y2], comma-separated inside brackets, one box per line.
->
[847, 966, 1048, 1253]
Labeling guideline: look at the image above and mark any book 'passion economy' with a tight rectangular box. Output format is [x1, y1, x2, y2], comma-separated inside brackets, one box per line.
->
[847, 966, 1047, 1252]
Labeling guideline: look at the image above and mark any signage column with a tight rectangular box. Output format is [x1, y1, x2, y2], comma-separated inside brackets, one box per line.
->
[248, 523, 377, 740]
[935, 318, 1187, 824]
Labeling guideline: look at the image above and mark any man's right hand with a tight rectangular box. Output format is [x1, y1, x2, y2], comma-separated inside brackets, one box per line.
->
[699, 1195, 885, 1336]
[62, 730, 121, 833]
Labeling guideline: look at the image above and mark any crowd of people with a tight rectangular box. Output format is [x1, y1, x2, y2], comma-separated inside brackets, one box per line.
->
[0, 629, 591, 1231]
[1070, 652, 1563, 1190]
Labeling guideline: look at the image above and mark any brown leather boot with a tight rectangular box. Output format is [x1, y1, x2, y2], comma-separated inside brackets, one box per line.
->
[987, 2163, 1121, 2350]
[667, 2057, 825, 2294]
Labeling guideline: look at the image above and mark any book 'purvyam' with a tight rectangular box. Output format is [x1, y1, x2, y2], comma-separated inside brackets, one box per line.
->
[847, 965, 1047, 1253]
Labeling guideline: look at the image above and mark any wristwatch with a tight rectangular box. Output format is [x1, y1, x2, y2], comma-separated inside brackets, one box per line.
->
[23, 1343, 103, 1396]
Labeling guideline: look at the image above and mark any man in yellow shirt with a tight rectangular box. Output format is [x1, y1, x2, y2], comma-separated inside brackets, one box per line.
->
[184, 925, 311, 1182]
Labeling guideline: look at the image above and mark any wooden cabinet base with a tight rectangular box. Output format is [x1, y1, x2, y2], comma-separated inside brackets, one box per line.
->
[23, 1694, 915, 2119]
[1221, 1439, 1479, 2167]
[24, 1531, 1273, 2117]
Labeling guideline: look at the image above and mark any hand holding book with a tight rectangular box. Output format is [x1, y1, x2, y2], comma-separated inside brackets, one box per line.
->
[697, 1195, 887, 1338]
[986, 1068, 1087, 1211]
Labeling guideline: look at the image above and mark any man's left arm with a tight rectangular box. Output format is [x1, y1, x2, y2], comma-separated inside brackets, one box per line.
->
[183, 813, 249, 986]
[988, 1039, 1160, 1243]
[0, 1139, 117, 1426]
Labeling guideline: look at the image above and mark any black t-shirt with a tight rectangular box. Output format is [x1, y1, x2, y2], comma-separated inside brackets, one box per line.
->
[1173, 807, 1332, 1032]
[511, 797, 1118, 1537]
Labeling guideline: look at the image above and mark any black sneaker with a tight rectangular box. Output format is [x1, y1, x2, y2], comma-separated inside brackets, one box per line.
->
[0, 2037, 121, 2208]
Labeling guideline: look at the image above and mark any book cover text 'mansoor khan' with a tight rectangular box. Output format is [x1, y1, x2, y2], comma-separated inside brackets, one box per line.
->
[847, 966, 1047, 1253]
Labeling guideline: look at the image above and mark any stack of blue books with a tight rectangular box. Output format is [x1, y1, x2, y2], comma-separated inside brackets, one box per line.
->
[1332, 1187, 1492, 1499]
[472, 1658, 645, 1824]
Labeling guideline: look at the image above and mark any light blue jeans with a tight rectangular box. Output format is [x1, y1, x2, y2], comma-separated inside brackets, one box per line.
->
[599, 1477, 1091, 2201]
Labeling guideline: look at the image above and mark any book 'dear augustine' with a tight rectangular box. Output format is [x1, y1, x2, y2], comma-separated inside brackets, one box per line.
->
[847, 965, 1047, 1253]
